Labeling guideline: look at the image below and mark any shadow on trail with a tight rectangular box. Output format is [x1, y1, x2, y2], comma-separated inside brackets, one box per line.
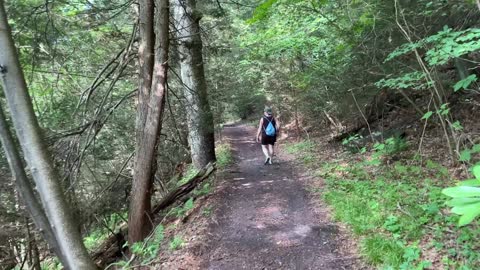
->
[202, 124, 361, 270]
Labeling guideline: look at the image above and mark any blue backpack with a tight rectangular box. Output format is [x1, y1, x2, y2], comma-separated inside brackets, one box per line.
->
[264, 117, 276, 136]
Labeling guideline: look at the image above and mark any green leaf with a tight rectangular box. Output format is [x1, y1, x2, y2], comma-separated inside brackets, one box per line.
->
[454, 74, 477, 92]
[458, 207, 480, 226]
[440, 108, 450, 115]
[473, 165, 480, 180]
[472, 144, 480, 153]
[421, 111, 433, 120]
[374, 143, 385, 151]
[451, 202, 480, 226]
[442, 186, 480, 198]
[458, 179, 480, 187]
[451, 121, 463, 131]
[248, 0, 279, 24]
[446, 197, 480, 207]
[451, 201, 480, 214]
[459, 150, 471, 162]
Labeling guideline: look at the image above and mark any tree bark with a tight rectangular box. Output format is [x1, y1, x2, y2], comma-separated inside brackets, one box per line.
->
[26, 220, 42, 270]
[173, 0, 216, 169]
[0, 104, 65, 263]
[129, 0, 169, 245]
[0, 2, 96, 269]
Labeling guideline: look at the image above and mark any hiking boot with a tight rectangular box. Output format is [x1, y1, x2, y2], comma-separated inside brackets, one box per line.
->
[265, 157, 270, 165]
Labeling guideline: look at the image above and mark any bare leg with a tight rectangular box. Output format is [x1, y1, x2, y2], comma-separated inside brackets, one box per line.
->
[261, 145, 269, 159]
[268, 144, 274, 157]
[268, 144, 274, 164]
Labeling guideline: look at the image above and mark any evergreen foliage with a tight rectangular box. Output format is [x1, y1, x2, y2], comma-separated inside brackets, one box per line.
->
[1, 0, 480, 268]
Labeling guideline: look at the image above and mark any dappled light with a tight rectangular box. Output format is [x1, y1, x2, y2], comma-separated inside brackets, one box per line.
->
[1, 0, 480, 269]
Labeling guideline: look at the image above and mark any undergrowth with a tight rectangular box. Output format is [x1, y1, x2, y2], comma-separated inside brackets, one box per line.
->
[178, 165, 199, 186]
[216, 142, 234, 169]
[83, 212, 127, 251]
[109, 225, 167, 268]
[288, 139, 480, 269]
[169, 235, 184, 250]
[285, 140, 317, 166]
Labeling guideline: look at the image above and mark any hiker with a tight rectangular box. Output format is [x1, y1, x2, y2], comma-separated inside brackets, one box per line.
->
[256, 107, 279, 165]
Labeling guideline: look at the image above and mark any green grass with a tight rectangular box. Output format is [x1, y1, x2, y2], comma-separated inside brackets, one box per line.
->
[361, 235, 403, 267]
[169, 235, 184, 250]
[216, 143, 234, 169]
[285, 140, 316, 154]
[291, 139, 480, 269]
[285, 140, 317, 166]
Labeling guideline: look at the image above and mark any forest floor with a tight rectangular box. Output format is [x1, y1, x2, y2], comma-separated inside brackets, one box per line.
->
[155, 123, 367, 269]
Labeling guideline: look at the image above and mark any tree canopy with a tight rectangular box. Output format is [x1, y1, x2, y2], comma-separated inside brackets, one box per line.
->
[1, 0, 480, 269]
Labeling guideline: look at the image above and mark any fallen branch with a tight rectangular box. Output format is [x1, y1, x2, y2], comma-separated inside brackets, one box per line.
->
[90, 162, 216, 267]
[153, 162, 216, 214]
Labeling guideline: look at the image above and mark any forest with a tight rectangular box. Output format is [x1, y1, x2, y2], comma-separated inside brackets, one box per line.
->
[1, 0, 480, 269]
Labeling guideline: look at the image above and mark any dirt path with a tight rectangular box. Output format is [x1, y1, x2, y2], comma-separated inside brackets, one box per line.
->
[200, 124, 362, 270]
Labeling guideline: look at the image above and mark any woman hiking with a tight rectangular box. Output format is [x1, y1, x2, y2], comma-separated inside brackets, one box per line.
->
[256, 107, 279, 165]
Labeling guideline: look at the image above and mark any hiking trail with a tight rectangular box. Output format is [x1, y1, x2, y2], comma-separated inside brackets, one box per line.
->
[196, 123, 364, 270]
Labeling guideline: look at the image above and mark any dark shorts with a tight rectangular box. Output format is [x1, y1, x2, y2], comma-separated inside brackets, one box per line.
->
[261, 135, 276, 145]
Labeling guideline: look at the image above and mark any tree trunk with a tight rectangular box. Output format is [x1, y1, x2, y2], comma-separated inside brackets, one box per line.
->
[173, 0, 216, 169]
[0, 2, 96, 269]
[31, 237, 42, 270]
[0, 104, 65, 262]
[26, 220, 42, 270]
[129, 0, 169, 245]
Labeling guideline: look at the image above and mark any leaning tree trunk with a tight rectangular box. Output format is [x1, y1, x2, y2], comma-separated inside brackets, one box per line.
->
[0, 2, 96, 269]
[0, 104, 65, 263]
[173, 0, 216, 169]
[129, 0, 169, 245]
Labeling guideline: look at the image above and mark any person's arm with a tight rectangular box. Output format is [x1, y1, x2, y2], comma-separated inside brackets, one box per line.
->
[256, 118, 263, 142]
[275, 118, 280, 134]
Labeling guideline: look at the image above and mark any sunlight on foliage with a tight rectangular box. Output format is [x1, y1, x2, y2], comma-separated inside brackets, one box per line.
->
[443, 165, 480, 226]
[386, 27, 480, 66]
[292, 139, 480, 268]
